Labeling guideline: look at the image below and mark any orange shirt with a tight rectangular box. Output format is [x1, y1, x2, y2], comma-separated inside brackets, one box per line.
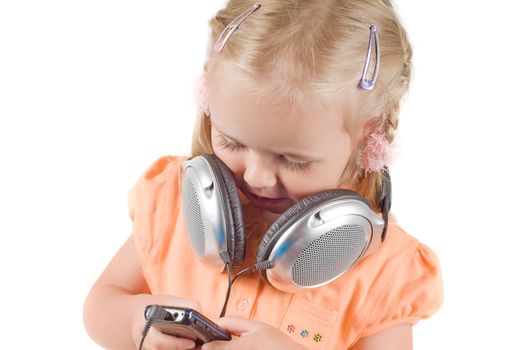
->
[128, 156, 443, 350]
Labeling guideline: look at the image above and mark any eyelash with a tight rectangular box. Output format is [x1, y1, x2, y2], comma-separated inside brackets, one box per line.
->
[217, 137, 312, 173]
[217, 137, 245, 152]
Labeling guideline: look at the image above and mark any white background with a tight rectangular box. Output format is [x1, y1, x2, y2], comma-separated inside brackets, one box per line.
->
[1, 0, 526, 349]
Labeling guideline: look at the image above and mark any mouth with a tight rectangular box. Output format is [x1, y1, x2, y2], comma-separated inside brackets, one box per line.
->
[239, 187, 294, 214]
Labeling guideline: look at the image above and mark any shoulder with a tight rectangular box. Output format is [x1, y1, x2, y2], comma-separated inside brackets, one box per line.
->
[357, 223, 443, 338]
[133, 155, 187, 183]
[127, 155, 188, 216]
[377, 224, 442, 283]
[127, 155, 190, 264]
[362, 223, 430, 275]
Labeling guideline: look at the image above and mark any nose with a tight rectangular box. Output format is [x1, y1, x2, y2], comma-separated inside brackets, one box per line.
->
[243, 153, 277, 192]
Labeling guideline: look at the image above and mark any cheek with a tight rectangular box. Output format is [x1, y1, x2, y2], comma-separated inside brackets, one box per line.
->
[280, 164, 346, 201]
[279, 173, 332, 201]
[211, 144, 245, 176]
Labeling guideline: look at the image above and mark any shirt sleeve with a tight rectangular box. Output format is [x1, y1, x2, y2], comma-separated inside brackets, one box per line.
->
[127, 155, 186, 268]
[360, 242, 444, 337]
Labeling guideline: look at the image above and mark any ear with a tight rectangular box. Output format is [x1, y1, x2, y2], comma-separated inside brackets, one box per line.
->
[359, 117, 383, 143]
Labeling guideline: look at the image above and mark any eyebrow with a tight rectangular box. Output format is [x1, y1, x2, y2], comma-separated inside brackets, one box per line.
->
[213, 124, 321, 161]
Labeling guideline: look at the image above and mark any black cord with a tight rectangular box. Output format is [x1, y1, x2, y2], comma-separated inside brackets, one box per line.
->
[219, 261, 232, 317]
[380, 167, 392, 242]
[138, 317, 154, 350]
[219, 260, 274, 318]
[231, 265, 254, 285]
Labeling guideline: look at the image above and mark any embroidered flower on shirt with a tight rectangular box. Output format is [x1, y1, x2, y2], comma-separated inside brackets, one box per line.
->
[313, 334, 323, 342]
[300, 329, 309, 338]
[287, 324, 295, 333]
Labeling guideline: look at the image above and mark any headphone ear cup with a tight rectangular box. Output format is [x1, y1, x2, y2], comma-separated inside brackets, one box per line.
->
[204, 154, 246, 267]
[257, 189, 383, 293]
[181, 155, 245, 271]
[256, 189, 370, 264]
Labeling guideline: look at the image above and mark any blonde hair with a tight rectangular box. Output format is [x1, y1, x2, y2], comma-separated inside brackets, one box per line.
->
[192, 0, 412, 212]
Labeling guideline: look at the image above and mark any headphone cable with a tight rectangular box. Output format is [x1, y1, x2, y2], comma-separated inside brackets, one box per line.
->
[137, 258, 274, 348]
[219, 260, 273, 317]
[219, 261, 233, 317]
[138, 316, 154, 350]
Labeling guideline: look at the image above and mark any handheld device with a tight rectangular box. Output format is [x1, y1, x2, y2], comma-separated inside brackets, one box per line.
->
[144, 305, 231, 344]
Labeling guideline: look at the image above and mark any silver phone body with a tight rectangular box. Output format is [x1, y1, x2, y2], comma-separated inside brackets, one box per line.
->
[144, 305, 231, 344]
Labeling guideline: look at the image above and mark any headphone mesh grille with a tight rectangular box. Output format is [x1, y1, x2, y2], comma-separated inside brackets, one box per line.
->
[182, 177, 205, 256]
[292, 225, 366, 287]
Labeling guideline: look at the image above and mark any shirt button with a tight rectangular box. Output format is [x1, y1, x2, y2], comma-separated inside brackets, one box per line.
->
[236, 296, 249, 312]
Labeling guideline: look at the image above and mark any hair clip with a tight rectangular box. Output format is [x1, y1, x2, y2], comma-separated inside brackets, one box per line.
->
[358, 25, 380, 90]
[214, 4, 261, 54]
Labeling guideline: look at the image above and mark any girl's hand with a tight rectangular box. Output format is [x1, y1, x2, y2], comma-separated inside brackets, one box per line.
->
[202, 317, 307, 350]
[131, 294, 203, 350]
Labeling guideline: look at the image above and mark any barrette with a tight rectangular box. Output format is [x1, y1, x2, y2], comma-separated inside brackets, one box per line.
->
[214, 3, 261, 54]
[358, 25, 380, 90]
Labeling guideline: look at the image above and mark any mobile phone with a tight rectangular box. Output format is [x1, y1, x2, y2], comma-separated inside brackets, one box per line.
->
[144, 305, 231, 344]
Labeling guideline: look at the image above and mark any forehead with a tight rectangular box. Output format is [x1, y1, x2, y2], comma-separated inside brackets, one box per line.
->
[207, 62, 350, 155]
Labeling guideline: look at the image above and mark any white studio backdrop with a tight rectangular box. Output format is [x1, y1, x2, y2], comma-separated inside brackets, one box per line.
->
[0, 0, 526, 349]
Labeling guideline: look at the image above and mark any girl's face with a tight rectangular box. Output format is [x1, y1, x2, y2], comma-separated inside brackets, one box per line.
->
[207, 64, 356, 222]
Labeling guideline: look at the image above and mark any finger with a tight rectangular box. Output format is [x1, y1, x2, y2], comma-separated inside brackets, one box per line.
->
[212, 317, 260, 336]
[146, 327, 197, 350]
[146, 337, 196, 350]
[201, 340, 230, 350]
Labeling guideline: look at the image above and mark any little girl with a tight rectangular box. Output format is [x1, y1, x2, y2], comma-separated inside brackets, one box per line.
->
[84, 1, 443, 349]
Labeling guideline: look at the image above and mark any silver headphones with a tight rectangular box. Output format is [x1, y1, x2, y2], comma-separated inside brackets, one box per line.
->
[181, 154, 391, 293]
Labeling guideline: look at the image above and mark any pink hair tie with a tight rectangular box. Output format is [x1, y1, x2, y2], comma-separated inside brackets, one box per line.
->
[194, 73, 210, 116]
[357, 132, 395, 173]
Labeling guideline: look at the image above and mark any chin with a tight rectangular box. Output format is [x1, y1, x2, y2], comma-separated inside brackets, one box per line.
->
[260, 210, 282, 224]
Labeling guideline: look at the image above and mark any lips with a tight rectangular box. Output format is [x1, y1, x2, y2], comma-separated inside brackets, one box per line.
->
[239, 187, 294, 214]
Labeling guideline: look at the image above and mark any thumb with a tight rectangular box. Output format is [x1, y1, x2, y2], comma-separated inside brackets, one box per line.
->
[212, 317, 258, 336]
[202, 340, 229, 350]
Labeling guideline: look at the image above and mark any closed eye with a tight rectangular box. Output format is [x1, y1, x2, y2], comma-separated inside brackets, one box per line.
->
[217, 135, 312, 173]
[279, 156, 312, 172]
[217, 135, 246, 152]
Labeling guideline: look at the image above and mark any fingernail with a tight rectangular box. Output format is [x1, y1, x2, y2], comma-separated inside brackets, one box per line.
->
[183, 340, 196, 349]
